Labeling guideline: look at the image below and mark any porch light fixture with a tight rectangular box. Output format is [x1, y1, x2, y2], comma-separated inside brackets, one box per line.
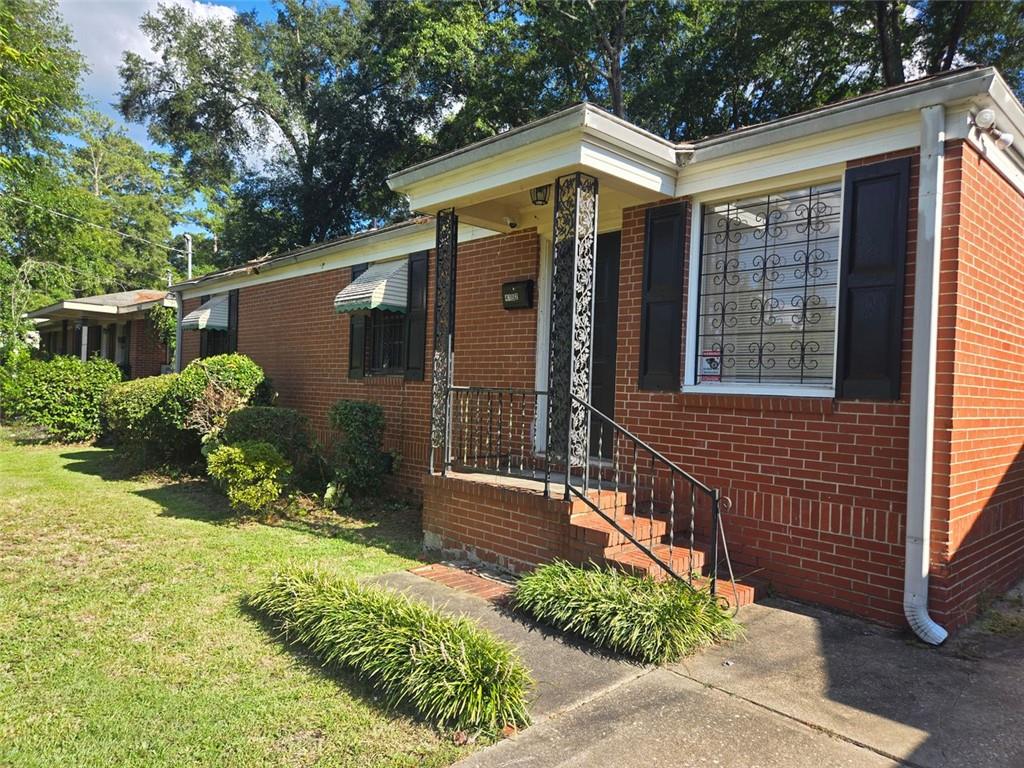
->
[530, 184, 551, 206]
[971, 108, 1015, 151]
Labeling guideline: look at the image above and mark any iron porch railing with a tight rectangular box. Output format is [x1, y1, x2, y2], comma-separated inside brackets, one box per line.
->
[436, 384, 739, 606]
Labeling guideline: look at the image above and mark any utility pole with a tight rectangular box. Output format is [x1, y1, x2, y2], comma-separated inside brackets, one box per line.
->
[184, 234, 193, 279]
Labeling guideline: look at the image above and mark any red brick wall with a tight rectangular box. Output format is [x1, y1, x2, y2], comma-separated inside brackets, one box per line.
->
[930, 141, 1024, 626]
[611, 150, 922, 626]
[452, 229, 539, 390]
[193, 229, 541, 496]
[179, 297, 201, 368]
[127, 318, 168, 378]
[422, 473, 568, 572]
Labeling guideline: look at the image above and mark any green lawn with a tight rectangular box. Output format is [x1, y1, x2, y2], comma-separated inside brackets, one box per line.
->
[0, 433, 466, 767]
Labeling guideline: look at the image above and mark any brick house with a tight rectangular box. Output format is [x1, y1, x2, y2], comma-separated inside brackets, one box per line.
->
[28, 289, 174, 379]
[173, 67, 1024, 643]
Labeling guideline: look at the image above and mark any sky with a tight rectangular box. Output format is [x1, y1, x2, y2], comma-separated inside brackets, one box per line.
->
[57, 0, 276, 148]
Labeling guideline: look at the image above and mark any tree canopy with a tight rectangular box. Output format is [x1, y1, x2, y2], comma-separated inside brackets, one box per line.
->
[3, 0, 1024, 360]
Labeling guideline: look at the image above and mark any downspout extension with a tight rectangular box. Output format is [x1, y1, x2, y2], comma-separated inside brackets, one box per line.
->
[173, 291, 184, 373]
[903, 104, 949, 646]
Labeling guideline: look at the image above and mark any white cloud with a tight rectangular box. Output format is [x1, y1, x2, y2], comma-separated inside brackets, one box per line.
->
[59, 0, 237, 114]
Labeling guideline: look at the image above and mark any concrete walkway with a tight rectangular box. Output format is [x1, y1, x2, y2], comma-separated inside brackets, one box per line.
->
[376, 569, 1024, 767]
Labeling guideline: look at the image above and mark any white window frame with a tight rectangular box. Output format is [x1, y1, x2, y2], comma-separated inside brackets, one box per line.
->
[682, 174, 846, 398]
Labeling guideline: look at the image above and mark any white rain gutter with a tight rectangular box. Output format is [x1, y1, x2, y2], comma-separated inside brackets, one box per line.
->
[903, 104, 949, 645]
[173, 291, 184, 373]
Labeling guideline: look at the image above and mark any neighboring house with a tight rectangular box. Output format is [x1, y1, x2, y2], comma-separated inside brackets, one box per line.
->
[172, 67, 1024, 643]
[28, 289, 174, 379]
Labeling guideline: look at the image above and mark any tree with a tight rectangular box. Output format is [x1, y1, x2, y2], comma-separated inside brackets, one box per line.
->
[119, 0, 480, 260]
[0, 0, 83, 170]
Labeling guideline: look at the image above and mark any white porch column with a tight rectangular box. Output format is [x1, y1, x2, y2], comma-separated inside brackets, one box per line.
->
[79, 322, 88, 362]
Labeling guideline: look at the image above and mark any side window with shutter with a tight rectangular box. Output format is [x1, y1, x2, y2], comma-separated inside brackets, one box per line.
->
[404, 251, 428, 381]
[348, 264, 368, 379]
[639, 202, 687, 391]
[836, 158, 911, 400]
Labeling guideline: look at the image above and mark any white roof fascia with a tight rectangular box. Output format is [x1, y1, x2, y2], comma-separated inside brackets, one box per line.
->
[689, 68, 1000, 164]
[176, 221, 495, 301]
[390, 103, 681, 210]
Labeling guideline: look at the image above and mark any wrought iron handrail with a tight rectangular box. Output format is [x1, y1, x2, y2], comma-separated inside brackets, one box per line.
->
[436, 384, 739, 609]
[567, 394, 738, 605]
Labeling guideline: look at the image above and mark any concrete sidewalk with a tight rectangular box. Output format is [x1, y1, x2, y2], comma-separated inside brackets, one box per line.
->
[376, 568, 1024, 767]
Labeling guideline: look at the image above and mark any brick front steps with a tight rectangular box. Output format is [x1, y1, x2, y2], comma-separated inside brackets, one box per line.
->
[566, 489, 764, 609]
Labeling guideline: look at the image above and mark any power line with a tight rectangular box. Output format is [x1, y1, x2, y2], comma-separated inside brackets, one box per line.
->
[6, 193, 189, 255]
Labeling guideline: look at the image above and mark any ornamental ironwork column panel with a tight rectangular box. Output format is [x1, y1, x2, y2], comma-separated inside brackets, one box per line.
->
[546, 172, 598, 478]
[430, 208, 457, 473]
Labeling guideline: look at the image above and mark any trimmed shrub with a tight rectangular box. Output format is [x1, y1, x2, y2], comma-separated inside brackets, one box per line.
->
[221, 406, 318, 482]
[248, 566, 532, 733]
[170, 354, 265, 439]
[207, 440, 291, 513]
[102, 375, 178, 444]
[101, 374, 195, 463]
[328, 399, 390, 498]
[3, 356, 122, 442]
[511, 560, 740, 664]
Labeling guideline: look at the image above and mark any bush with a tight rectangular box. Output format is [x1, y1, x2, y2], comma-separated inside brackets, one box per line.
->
[511, 560, 740, 664]
[248, 566, 532, 733]
[328, 399, 390, 498]
[207, 440, 291, 513]
[221, 406, 318, 481]
[101, 374, 194, 463]
[102, 375, 177, 444]
[170, 354, 265, 439]
[2, 356, 122, 441]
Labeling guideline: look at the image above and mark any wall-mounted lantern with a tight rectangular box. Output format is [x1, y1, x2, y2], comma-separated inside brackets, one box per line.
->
[529, 184, 551, 206]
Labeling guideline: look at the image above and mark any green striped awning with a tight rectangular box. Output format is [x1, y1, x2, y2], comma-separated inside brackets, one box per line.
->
[181, 294, 229, 330]
[333, 259, 408, 314]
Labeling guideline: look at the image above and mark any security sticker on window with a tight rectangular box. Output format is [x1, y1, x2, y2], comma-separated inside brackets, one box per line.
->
[700, 350, 721, 382]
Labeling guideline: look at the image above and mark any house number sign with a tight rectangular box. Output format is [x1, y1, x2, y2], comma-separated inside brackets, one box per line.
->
[502, 280, 534, 309]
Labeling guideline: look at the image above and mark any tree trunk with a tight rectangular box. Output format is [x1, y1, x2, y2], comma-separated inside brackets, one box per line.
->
[873, 1, 905, 86]
[941, 1, 972, 71]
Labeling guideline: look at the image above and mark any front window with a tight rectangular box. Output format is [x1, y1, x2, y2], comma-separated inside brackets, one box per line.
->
[695, 182, 841, 390]
[368, 310, 405, 373]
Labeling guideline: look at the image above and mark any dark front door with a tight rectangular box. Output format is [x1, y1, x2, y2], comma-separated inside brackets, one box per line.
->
[590, 231, 620, 459]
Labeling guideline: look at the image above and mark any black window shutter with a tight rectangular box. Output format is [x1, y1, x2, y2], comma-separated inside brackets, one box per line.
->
[348, 265, 367, 379]
[227, 289, 240, 353]
[404, 251, 428, 380]
[639, 202, 687, 391]
[836, 158, 911, 400]
[198, 295, 209, 359]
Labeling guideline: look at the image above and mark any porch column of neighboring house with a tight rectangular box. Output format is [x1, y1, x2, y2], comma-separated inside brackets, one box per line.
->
[545, 172, 599, 499]
[79, 321, 88, 362]
[429, 208, 457, 474]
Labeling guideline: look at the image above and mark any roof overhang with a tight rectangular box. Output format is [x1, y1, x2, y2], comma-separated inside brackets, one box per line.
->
[26, 295, 174, 324]
[387, 103, 684, 229]
[171, 218, 496, 300]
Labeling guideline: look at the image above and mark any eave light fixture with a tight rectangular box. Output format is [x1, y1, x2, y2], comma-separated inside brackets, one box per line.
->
[972, 108, 1015, 151]
[530, 184, 551, 206]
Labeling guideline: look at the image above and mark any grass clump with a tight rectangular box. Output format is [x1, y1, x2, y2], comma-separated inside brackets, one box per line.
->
[248, 566, 532, 734]
[511, 560, 740, 664]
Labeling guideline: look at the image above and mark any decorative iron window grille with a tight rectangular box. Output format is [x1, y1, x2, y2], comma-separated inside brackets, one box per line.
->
[368, 310, 405, 373]
[696, 183, 842, 387]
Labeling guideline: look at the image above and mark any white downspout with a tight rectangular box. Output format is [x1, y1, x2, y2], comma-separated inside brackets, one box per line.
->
[904, 104, 949, 645]
[173, 292, 184, 373]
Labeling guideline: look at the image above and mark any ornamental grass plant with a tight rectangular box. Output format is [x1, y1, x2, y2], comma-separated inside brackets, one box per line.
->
[511, 560, 740, 664]
[248, 566, 532, 734]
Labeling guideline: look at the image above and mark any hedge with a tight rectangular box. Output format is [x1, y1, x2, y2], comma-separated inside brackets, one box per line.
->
[101, 374, 190, 462]
[3, 356, 122, 442]
[207, 440, 291, 513]
[249, 567, 532, 733]
[221, 406, 313, 471]
[511, 560, 740, 664]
